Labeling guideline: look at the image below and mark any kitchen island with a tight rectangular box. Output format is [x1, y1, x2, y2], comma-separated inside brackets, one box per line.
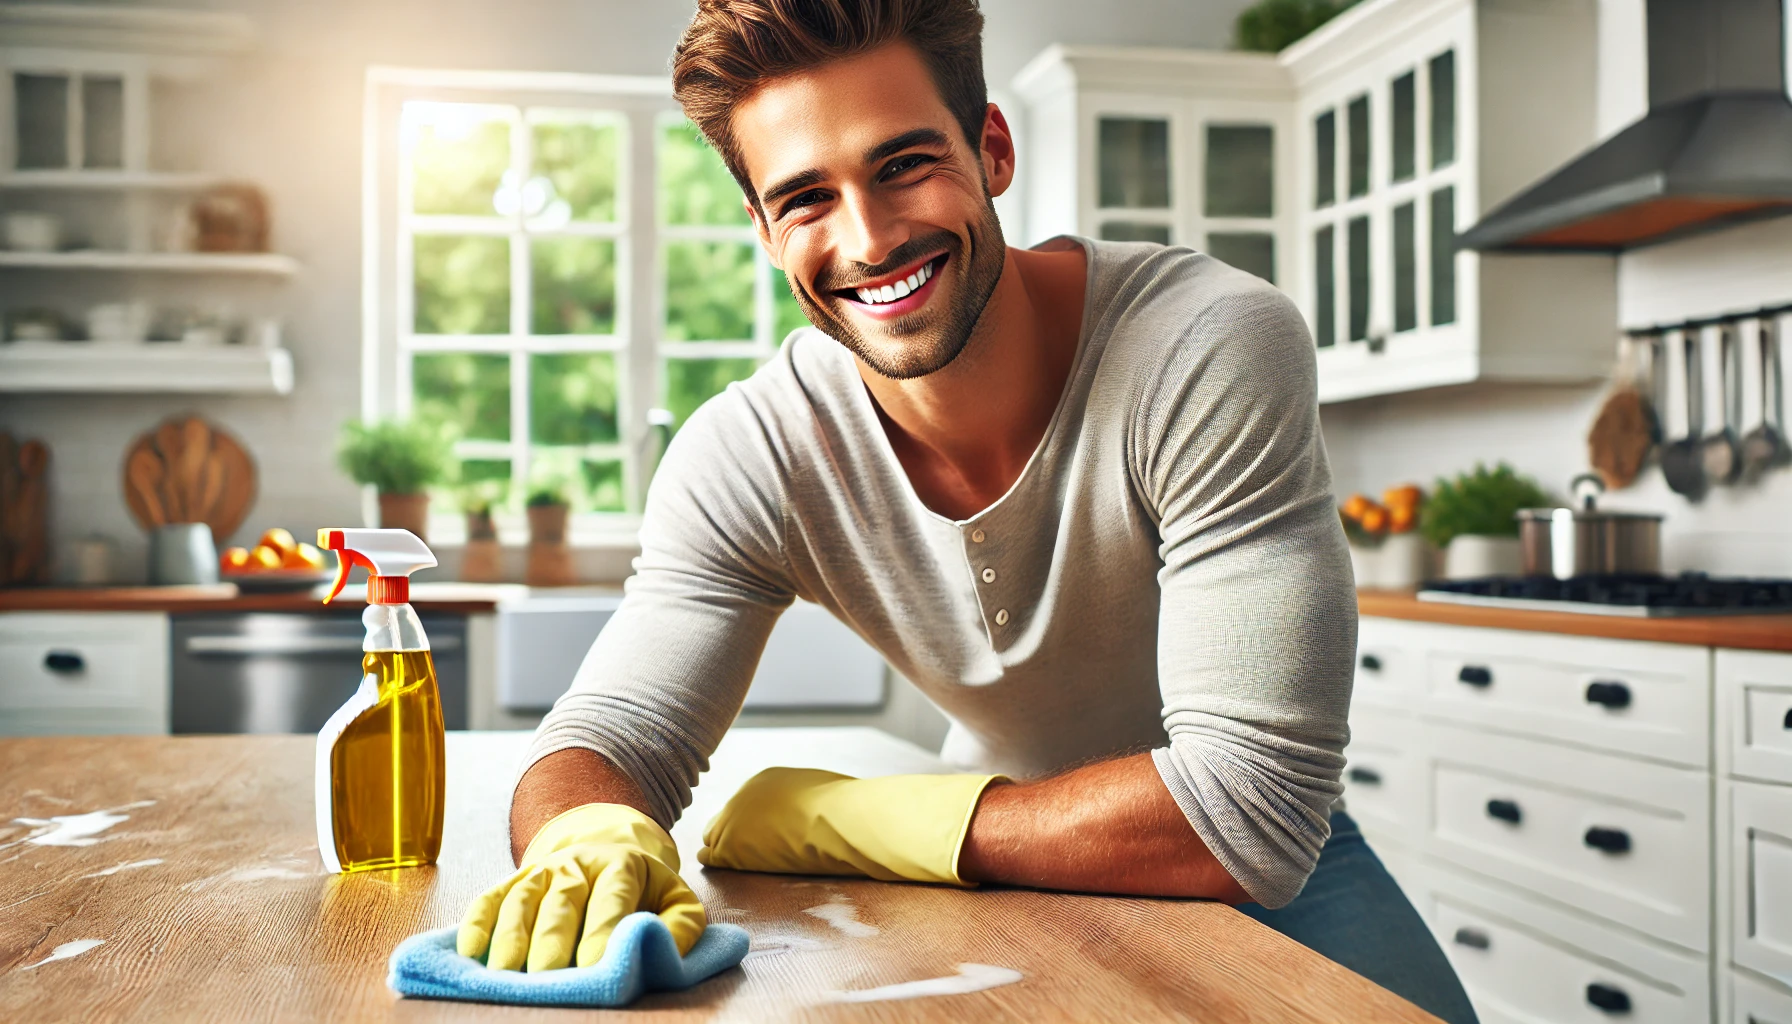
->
[0, 727, 1438, 1022]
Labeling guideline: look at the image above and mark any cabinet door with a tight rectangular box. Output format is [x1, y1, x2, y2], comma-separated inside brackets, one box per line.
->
[1089, 99, 1178, 245]
[1730, 780, 1792, 981]
[1719, 649, 1792, 785]
[0, 612, 169, 735]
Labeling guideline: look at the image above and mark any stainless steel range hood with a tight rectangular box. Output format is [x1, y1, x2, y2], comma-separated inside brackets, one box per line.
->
[1460, 0, 1792, 252]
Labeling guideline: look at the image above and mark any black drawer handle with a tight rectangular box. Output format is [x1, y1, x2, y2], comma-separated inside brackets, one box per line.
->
[1347, 766, 1383, 786]
[1486, 799, 1522, 824]
[1784, 707, 1792, 730]
[1458, 665, 1493, 687]
[43, 651, 86, 674]
[1452, 927, 1490, 950]
[1586, 681, 1632, 709]
[1360, 654, 1383, 672]
[1584, 826, 1632, 854]
[1586, 982, 1632, 1014]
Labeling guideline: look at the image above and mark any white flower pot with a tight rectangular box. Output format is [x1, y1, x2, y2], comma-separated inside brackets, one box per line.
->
[1442, 535, 1522, 580]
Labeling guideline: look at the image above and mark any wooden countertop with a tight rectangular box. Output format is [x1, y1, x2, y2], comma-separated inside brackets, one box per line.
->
[0, 582, 544, 614]
[1359, 588, 1792, 652]
[0, 729, 1437, 1023]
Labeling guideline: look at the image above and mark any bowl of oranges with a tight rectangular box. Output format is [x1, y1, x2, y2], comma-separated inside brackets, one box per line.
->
[220, 528, 332, 592]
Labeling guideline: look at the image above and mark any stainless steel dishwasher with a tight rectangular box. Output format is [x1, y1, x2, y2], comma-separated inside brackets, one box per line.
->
[170, 613, 468, 734]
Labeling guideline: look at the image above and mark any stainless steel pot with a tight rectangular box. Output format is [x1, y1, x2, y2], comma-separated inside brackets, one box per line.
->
[1517, 474, 1663, 578]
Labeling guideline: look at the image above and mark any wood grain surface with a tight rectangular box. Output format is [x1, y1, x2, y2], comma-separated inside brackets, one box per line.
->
[0, 730, 1437, 1023]
[1359, 587, 1792, 651]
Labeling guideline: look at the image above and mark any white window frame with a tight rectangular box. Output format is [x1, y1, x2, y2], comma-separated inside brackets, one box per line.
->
[363, 68, 783, 545]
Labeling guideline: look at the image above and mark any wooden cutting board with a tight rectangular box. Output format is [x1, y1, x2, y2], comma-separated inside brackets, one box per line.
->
[0, 432, 51, 586]
[121, 415, 257, 543]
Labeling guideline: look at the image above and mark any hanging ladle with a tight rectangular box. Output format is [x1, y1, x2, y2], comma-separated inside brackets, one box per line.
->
[1741, 314, 1787, 482]
[1659, 328, 1707, 499]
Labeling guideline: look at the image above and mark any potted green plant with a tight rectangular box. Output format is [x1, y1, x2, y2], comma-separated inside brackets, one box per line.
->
[525, 485, 575, 586]
[335, 419, 448, 542]
[1422, 463, 1551, 579]
[459, 489, 502, 583]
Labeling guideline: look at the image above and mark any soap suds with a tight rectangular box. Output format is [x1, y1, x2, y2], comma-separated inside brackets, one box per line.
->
[22, 939, 104, 970]
[4, 800, 155, 849]
[181, 859, 314, 892]
[82, 858, 164, 879]
[744, 933, 830, 960]
[829, 963, 1023, 1003]
[802, 897, 878, 937]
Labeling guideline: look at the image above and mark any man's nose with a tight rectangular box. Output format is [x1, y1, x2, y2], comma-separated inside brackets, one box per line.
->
[835, 189, 909, 270]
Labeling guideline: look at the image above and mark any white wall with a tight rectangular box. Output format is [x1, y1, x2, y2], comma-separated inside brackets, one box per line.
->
[1322, 0, 1792, 578]
[1, 0, 1251, 583]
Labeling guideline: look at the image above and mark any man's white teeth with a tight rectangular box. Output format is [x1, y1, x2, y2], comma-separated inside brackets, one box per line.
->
[853, 260, 934, 305]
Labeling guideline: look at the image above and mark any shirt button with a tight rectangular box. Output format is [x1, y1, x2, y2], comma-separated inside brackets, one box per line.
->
[970, 528, 986, 544]
[995, 608, 1010, 626]
[981, 567, 996, 583]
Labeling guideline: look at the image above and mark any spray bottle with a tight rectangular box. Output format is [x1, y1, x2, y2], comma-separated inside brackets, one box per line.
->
[314, 528, 445, 874]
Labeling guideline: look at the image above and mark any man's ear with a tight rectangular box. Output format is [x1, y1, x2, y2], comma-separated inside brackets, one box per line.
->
[980, 103, 1017, 199]
[746, 198, 781, 269]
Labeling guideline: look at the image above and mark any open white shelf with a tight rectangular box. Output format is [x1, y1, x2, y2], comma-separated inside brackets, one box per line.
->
[0, 342, 294, 394]
[0, 170, 225, 191]
[0, 250, 300, 275]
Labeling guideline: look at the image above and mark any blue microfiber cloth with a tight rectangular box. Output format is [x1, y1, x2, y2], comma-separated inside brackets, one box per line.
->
[387, 914, 751, 1007]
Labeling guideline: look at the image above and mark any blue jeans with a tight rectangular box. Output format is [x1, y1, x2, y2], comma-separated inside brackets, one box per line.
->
[1239, 812, 1478, 1024]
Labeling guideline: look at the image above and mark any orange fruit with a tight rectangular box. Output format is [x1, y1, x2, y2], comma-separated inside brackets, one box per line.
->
[220, 546, 251, 571]
[1359, 504, 1389, 534]
[1383, 485, 1423, 511]
[1341, 493, 1373, 521]
[259, 527, 297, 556]
[1388, 504, 1416, 533]
[248, 544, 283, 570]
[287, 542, 326, 570]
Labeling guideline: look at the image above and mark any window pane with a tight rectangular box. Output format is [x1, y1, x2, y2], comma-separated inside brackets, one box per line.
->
[407, 105, 510, 216]
[1098, 221, 1172, 244]
[1394, 201, 1417, 333]
[452, 459, 512, 511]
[665, 240, 755, 341]
[1347, 94, 1370, 198]
[532, 237, 616, 334]
[82, 75, 124, 170]
[665, 357, 757, 431]
[659, 120, 749, 226]
[1391, 71, 1416, 183]
[15, 73, 68, 169]
[530, 448, 625, 513]
[582, 460, 626, 513]
[1348, 215, 1370, 342]
[1314, 225, 1335, 348]
[774, 268, 810, 341]
[531, 115, 619, 223]
[413, 236, 509, 334]
[412, 353, 510, 441]
[1098, 117, 1171, 209]
[1431, 186, 1457, 326]
[1205, 125, 1273, 218]
[1314, 110, 1336, 209]
[1207, 232, 1275, 284]
[531, 353, 618, 445]
[1431, 50, 1456, 169]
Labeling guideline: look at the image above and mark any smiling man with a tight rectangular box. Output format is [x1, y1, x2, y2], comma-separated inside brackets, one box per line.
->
[455, 2, 1473, 1020]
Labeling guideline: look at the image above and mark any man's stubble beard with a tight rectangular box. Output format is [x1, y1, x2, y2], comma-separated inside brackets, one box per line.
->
[791, 200, 1007, 381]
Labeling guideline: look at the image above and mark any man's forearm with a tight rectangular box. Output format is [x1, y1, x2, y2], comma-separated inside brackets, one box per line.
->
[509, 748, 653, 863]
[956, 752, 1251, 903]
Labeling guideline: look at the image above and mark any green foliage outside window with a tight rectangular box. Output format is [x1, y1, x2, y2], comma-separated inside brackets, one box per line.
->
[413, 352, 509, 441]
[414, 235, 508, 334]
[665, 358, 759, 432]
[531, 353, 618, 445]
[659, 121, 750, 226]
[411, 115, 509, 215]
[532, 237, 616, 334]
[665, 241, 756, 341]
[532, 117, 619, 222]
[1233, 0, 1361, 53]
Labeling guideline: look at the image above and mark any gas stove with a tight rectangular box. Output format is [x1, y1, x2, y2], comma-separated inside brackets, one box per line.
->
[1418, 574, 1792, 618]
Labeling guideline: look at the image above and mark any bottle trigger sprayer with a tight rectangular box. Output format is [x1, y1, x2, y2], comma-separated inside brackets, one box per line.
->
[314, 528, 446, 874]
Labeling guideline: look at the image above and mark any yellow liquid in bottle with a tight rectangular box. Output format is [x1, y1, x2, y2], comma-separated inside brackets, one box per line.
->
[328, 649, 445, 872]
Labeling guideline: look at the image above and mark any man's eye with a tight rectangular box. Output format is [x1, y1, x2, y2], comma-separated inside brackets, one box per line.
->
[884, 155, 931, 177]
[783, 190, 827, 215]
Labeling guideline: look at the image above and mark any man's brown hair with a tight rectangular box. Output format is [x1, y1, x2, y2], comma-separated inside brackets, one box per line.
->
[672, 0, 988, 208]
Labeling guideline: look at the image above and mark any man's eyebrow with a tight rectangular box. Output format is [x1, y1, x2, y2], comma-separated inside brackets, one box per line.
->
[864, 127, 950, 166]
[760, 168, 827, 210]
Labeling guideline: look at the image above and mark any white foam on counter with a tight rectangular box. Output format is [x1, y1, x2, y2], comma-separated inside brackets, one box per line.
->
[82, 858, 163, 878]
[6, 801, 155, 848]
[181, 860, 313, 892]
[802, 897, 878, 937]
[829, 963, 1023, 1003]
[21, 939, 103, 970]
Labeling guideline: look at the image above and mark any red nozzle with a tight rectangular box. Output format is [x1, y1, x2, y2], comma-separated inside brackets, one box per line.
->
[322, 546, 376, 605]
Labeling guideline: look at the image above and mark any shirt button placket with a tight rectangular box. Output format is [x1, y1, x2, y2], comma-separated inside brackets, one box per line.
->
[967, 523, 1007, 630]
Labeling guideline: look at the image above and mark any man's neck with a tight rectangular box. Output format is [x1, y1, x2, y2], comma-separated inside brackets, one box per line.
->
[857, 239, 1088, 521]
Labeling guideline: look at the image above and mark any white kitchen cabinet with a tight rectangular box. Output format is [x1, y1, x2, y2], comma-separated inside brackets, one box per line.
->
[1012, 46, 1296, 287]
[1342, 705, 1427, 841]
[1718, 649, 1792, 786]
[1730, 967, 1792, 1024]
[1727, 780, 1792, 984]
[1353, 614, 1427, 711]
[0, 612, 169, 734]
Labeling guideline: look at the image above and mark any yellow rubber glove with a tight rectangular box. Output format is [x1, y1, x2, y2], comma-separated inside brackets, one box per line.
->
[457, 803, 705, 972]
[698, 768, 1004, 886]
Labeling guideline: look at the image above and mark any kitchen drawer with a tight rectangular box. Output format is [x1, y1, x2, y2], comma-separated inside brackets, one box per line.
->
[1719, 650, 1792, 785]
[1729, 780, 1792, 982]
[1354, 616, 1425, 711]
[1414, 864, 1710, 1024]
[1421, 625, 1710, 768]
[1425, 722, 1710, 951]
[1732, 966, 1792, 1024]
[1343, 707, 1424, 844]
[0, 613, 169, 732]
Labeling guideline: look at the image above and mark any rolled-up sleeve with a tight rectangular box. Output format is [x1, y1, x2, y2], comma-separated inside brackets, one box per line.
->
[1139, 278, 1356, 909]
